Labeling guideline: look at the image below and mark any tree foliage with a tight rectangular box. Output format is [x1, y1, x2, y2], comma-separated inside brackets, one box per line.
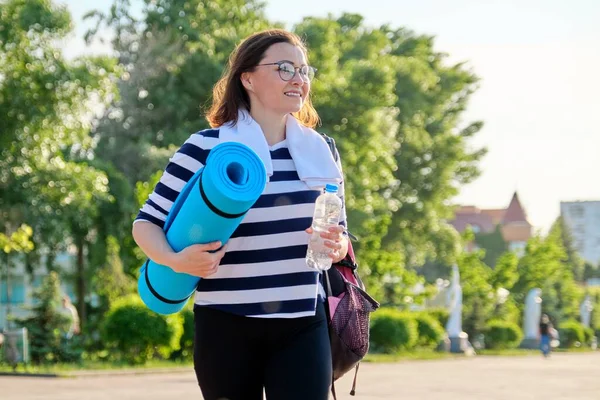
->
[474, 225, 508, 267]
[512, 224, 581, 322]
[92, 236, 136, 307]
[0, 0, 118, 286]
[86, 0, 273, 184]
[14, 271, 79, 363]
[0, 225, 34, 254]
[456, 249, 495, 338]
[490, 252, 519, 291]
[553, 217, 586, 282]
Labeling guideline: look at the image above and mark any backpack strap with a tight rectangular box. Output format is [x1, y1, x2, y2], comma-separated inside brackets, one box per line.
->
[322, 267, 337, 400]
[322, 135, 360, 399]
[321, 133, 339, 162]
[321, 134, 358, 242]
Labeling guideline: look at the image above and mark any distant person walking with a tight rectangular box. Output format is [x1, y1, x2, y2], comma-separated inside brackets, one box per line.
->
[60, 295, 80, 339]
[539, 314, 553, 357]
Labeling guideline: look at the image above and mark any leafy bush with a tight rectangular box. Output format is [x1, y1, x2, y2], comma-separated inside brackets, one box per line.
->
[413, 313, 444, 348]
[170, 308, 194, 360]
[491, 297, 520, 327]
[101, 295, 183, 364]
[483, 320, 523, 349]
[426, 308, 449, 329]
[558, 320, 585, 348]
[370, 308, 418, 353]
[583, 327, 595, 345]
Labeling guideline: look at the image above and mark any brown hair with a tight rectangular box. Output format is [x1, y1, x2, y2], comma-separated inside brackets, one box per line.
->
[206, 29, 319, 128]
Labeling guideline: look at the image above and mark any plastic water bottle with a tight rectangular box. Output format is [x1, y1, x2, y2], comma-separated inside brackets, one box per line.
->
[306, 184, 342, 272]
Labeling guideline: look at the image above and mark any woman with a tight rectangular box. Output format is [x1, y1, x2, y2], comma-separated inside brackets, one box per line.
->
[132, 29, 349, 400]
[539, 313, 554, 358]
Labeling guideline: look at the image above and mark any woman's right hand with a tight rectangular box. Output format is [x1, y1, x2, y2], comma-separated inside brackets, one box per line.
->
[171, 241, 228, 277]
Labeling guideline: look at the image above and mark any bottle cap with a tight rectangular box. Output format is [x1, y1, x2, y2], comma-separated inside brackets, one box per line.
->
[325, 184, 338, 193]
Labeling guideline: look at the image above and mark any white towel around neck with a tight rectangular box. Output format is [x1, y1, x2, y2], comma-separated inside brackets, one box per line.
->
[218, 110, 343, 189]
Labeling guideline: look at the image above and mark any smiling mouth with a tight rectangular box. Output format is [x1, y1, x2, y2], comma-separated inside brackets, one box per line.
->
[284, 92, 302, 97]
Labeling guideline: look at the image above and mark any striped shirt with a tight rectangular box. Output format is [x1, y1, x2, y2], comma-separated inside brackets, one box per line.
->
[135, 128, 347, 318]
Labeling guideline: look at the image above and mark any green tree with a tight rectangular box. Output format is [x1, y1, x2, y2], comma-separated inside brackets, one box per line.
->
[87, 236, 136, 351]
[294, 15, 407, 302]
[456, 248, 495, 338]
[490, 252, 519, 291]
[491, 296, 521, 326]
[546, 222, 581, 321]
[296, 16, 484, 301]
[553, 217, 586, 282]
[512, 235, 562, 299]
[14, 271, 76, 363]
[0, 0, 118, 326]
[487, 252, 521, 324]
[590, 288, 600, 337]
[86, 161, 139, 277]
[513, 227, 580, 323]
[584, 262, 600, 281]
[383, 28, 486, 267]
[1, 225, 34, 255]
[1, 224, 34, 333]
[86, 0, 273, 184]
[84, 0, 276, 285]
[92, 236, 136, 308]
[474, 225, 508, 267]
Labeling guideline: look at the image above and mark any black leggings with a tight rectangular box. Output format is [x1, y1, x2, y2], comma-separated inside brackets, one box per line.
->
[193, 302, 332, 400]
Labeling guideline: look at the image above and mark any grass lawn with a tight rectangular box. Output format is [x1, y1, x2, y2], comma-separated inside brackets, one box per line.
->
[0, 359, 193, 375]
[1, 347, 595, 375]
[364, 349, 455, 363]
[364, 346, 596, 363]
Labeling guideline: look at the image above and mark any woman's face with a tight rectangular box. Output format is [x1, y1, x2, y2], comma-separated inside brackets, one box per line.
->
[242, 42, 312, 117]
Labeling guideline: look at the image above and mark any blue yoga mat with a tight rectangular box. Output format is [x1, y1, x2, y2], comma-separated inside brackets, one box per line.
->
[138, 141, 267, 314]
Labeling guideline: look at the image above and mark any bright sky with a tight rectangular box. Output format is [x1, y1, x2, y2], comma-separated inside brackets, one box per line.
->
[59, 0, 600, 233]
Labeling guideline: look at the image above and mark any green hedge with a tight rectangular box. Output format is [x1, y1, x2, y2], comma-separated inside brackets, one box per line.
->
[413, 313, 445, 348]
[426, 308, 449, 328]
[171, 309, 194, 360]
[101, 295, 184, 364]
[583, 327, 595, 345]
[558, 320, 585, 348]
[370, 308, 418, 353]
[483, 320, 522, 349]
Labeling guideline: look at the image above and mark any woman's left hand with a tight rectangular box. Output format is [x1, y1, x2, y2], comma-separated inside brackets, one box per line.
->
[305, 225, 348, 263]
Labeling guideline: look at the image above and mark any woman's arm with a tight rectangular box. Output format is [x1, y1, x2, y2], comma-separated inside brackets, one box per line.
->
[132, 221, 180, 267]
[132, 221, 226, 277]
[132, 131, 226, 277]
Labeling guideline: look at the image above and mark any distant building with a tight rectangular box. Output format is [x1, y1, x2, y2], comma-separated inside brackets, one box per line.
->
[560, 200, 600, 266]
[450, 192, 532, 256]
[0, 252, 76, 330]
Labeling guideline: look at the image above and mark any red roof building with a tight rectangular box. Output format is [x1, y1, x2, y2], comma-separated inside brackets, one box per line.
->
[450, 192, 532, 255]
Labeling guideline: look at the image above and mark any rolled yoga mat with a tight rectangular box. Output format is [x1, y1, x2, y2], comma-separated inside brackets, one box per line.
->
[138, 141, 267, 315]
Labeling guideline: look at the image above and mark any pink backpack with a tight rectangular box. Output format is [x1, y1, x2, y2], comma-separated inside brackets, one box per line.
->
[324, 241, 379, 399]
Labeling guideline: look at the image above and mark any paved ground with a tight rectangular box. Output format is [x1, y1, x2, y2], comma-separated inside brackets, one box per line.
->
[2, 352, 599, 399]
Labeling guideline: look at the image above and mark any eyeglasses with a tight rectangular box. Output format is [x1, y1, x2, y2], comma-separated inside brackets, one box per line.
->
[256, 61, 316, 83]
